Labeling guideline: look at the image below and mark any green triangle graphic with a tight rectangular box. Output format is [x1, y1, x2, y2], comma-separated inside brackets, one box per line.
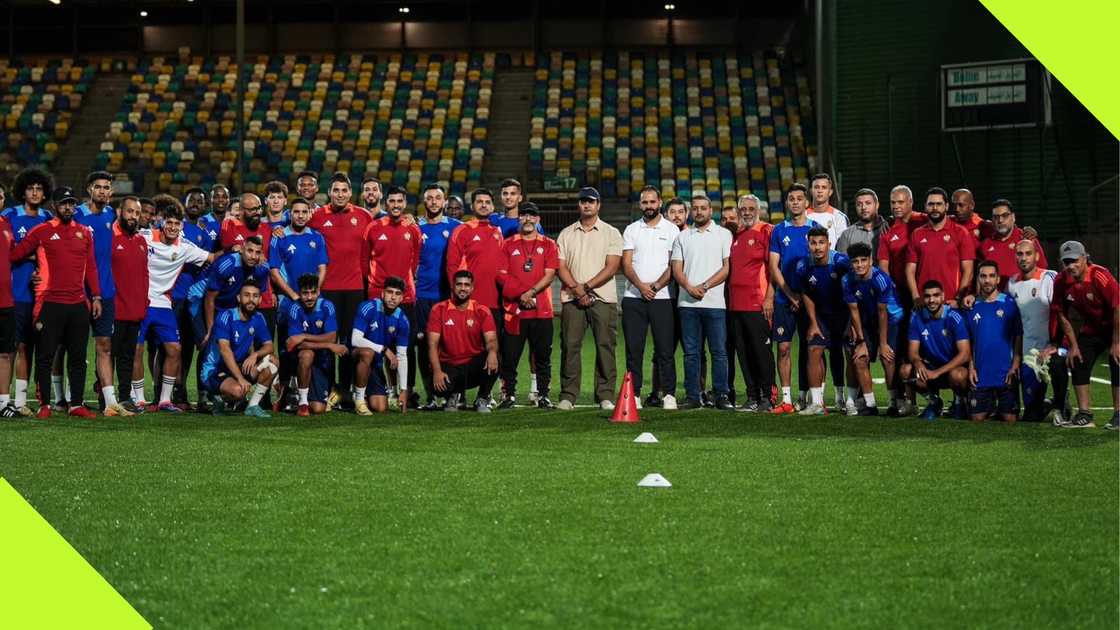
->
[981, 0, 1120, 139]
[0, 478, 150, 629]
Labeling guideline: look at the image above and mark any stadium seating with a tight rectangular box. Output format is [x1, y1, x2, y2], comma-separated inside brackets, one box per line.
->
[0, 59, 96, 180]
[96, 52, 495, 199]
[529, 50, 815, 217]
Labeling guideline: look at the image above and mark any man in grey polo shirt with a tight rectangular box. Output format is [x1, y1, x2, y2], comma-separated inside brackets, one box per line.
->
[621, 185, 679, 410]
[835, 188, 888, 256]
[670, 193, 734, 411]
[556, 187, 624, 410]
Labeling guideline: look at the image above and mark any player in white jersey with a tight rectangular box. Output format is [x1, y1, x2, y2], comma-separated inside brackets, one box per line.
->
[1007, 239, 1065, 421]
[132, 203, 216, 411]
[807, 173, 849, 248]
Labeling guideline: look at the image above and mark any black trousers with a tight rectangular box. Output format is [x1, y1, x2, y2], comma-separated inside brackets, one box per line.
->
[444, 353, 497, 400]
[400, 302, 418, 393]
[622, 298, 676, 396]
[36, 302, 90, 407]
[490, 306, 505, 368]
[649, 300, 682, 397]
[730, 311, 774, 402]
[173, 298, 201, 403]
[501, 317, 553, 397]
[415, 297, 439, 402]
[112, 320, 141, 398]
[323, 289, 364, 394]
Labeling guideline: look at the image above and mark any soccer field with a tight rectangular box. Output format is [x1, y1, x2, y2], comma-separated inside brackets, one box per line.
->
[2, 332, 1117, 628]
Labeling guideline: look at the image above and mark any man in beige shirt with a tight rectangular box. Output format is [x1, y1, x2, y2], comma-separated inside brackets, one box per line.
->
[556, 187, 624, 410]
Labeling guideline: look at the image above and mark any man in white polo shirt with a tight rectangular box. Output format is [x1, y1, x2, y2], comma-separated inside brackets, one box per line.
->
[670, 193, 734, 411]
[621, 185, 680, 409]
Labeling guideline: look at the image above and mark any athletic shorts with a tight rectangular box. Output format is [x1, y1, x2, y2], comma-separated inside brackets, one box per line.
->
[288, 349, 331, 403]
[367, 361, 389, 397]
[90, 296, 115, 337]
[1070, 335, 1120, 387]
[772, 301, 798, 343]
[807, 313, 849, 348]
[854, 318, 901, 362]
[203, 368, 233, 394]
[0, 307, 15, 354]
[14, 301, 34, 345]
[138, 307, 180, 346]
[970, 386, 1019, 416]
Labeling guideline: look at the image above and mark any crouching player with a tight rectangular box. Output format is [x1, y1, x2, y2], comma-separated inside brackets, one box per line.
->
[900, 280, 971, 420]
[351, 276, 410, 415]
[842, 242, 906, 416]
[427, 270, 500, 412]
[199, 279, 276, 418]
[285, 274, 346, 416]
[965, 260, 1022, 422]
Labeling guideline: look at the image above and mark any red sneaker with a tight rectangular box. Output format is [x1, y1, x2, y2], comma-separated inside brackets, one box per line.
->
[36, 405, 51, 420]
[68, 406, 97, 419]
[297, 404, 310, 417]
[771, 402, 795, 415]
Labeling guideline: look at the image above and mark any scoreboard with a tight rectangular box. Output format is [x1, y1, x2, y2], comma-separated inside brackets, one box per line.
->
[941, 58, 1051, 131]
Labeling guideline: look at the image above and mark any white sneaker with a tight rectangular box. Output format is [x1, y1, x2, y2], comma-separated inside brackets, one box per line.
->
[600, 399, 615, 411]
[527, 391, 539, 404]
[556, 399, 574, 411]
[661, 394, 678, 410]
[844, 400, 860, 416]
[635, 398, 642, 410]
[798, 402, 827, 416]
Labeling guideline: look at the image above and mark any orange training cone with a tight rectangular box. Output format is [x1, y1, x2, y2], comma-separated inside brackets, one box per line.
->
[610, 371, 641, 423]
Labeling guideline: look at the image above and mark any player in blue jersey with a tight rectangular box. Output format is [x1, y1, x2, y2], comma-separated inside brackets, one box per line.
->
[767, 182, 820, 413]
[269, 198, 328, 409]
[351, 276, 411, 414]
[794, 226, 852, 415]
[173, 187, 218, 409]
[201, 236, 270, 338]
[71, 170, 118, 407]
[284, 274, 345, 416]
[199, 279, 276, 417]
[965, 260, 1023, 422]
[262, 180, 291, 228]
[198, 184, 231, 244]
[843, 242, 907, 416]
[900, 280, 972, 420]
[4, 167, 54, 415]
[415, 183, 461, 408]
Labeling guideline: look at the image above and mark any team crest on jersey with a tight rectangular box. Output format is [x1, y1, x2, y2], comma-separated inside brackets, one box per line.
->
[388, 326, 396, 334]
[996, 309, 1004, 318]
[748, 239, 755, 246]
[248, 327, 255, 335]
[777, 326, 785, 335]
[443, 230, 449, 238]
[1086, 293, 1094, 301]
[105, 222, 112, 230]
[1031, 288, 1037, 297]
[315, 320, 323, 328]
[350, 217, 358, 226]
[943, 234, 951, 242]
[536, 247, 544, 254]
[404, 233, 411, 241]
[942, 329, 949, 337]
[75, 230, 84, 239]
[467, 319, 475, 327]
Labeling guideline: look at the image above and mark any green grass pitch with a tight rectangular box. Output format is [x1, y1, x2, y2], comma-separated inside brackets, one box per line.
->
[1, 330, 1117, 628]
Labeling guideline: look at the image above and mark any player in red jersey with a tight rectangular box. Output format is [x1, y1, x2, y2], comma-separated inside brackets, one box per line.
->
[727, 194, 775, 411]
[427, 270, 499, 412]
[307, 172, 372, 407]
[221, 193, 277, 334]
[9, 187, 101, 419]
[105, 196, 148, 417]
[1043, 241, 1119, 429]
[975, 199, 1047, 288]
[365, 185, 422, 402]
[0, 212, 14, 417]
[905, 187, 975, 308]
[950, 188, 994, 246]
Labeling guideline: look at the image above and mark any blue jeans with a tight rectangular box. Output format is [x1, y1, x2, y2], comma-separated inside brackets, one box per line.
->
[680, 307, 728, 400]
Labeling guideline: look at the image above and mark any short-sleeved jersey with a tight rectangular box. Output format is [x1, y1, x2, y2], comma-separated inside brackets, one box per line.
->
[907, 220, 975, 300]
[1008, 267, 1056, 354]
[145, 229, 212, 310]
[1051, 264, 1119, 340]
[446, 218, 506, 309]
[966, 293, 1022, 388]
[842, 267, 905, 329]
[172, 221, 217, 301]
[285, 297, 338, 345]
[2, 205, 52, 303]
[205, 252, 271, 310]
[198, 212, 224, 246]
[490, 214, 544, 238]
[264, 210, 291, 229]
[877, 211, 928, 293]
[908, 305, 970, 369]
[426, 299, 496, 367]
[501, 235, 560, 319]
[308, 204, 372, 291]
[806, 206, 849, 247]
[956, 213, 995, 246]
[976, 227, 1047, 289]
[269, 227, 328, 308]
[792, 251, 851, 316]
[218, 218, 275, 308]
[353, 298, 411, 356]
[728, 222, 773, 312]
[417, 216, 461, 301]
[365, 217, 422, 303]
[76, 204, 117, 300]
[769, 218, 819, 304]
[200, 308, 271, 378]
[111, 224, 150, 321]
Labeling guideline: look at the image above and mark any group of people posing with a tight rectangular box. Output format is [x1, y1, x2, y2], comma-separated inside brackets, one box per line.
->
[0, 167, 1116, 428]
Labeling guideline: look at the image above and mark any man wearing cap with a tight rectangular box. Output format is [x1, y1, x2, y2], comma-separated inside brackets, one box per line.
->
[1043, 241, 1119, 429]
[10, 186, 101, 419]
[555, 186, 623, 411]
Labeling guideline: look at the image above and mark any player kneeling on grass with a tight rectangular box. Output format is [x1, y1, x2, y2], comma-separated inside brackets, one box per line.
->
[795, 226, 851, 415]
[962, 260, 1023, 423]
[899, 280, 971, 420]
[285, 274, 346, 416]
[199, 279, 276, 418]
[351, 276, 410, 415]
[842, 242, 906, 416]
[427, 270, 499, 412]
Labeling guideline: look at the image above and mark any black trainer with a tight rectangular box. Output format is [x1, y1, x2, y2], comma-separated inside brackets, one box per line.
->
[1063, 410, 1096, 429]
[536, 397, 555, 409]
[860, 405, 879, 416]
[678, 398, 703, 410]
[0, 403, 18, 418]
[497, 396, 517, 410]
[714, 394, 735, 411]
[643, 392, 662, 408]
[1105, 412, 1118, 431]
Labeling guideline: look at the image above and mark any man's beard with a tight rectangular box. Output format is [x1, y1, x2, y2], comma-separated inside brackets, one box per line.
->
[245, 215, 260, 230]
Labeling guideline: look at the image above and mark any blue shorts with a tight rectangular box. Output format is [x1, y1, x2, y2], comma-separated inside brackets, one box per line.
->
[808, 313, 849, 348]
[138, 307, 180, 346]
[202, 369, 232, 395]
[368, 360, 389, 397]
[772, 301, 798, 343]
[14, 301, 35, 345]
[970, 386, 1019, 416]
[858, 318, 901, 362]
[90, 297, 115, 337]
[288, 349, 331, 403]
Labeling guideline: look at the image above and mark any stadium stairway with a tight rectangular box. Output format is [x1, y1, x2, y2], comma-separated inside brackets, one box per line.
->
[481, 67, 534, 189]
[52, 73, 131, 191]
